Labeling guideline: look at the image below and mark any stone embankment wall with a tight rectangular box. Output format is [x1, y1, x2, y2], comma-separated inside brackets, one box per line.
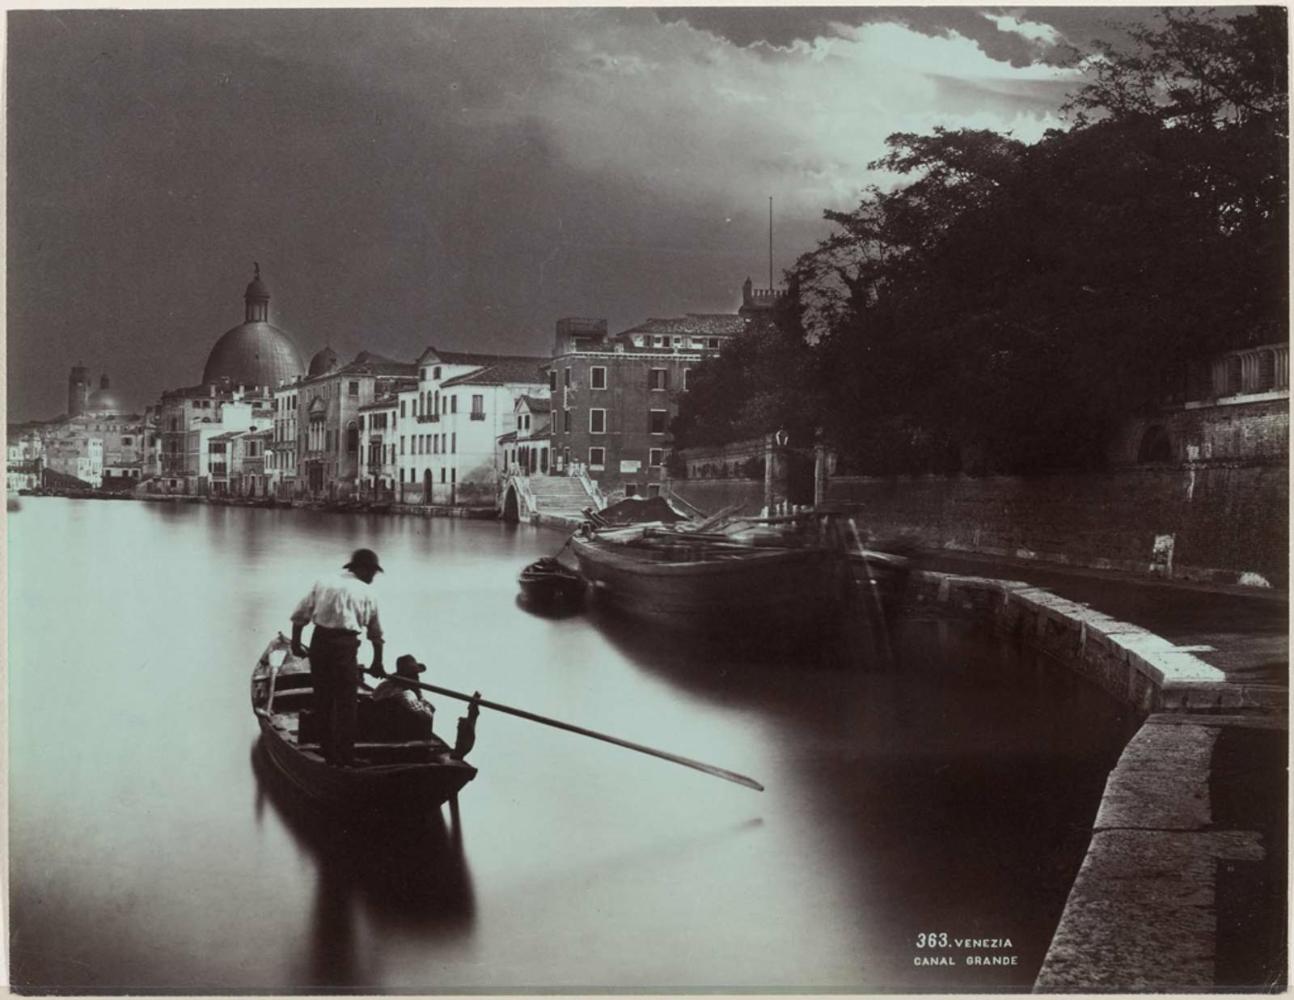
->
[910, 571, 1279, 713]
[827, 465, 1287, 589]
[915, 570, 1285, 992]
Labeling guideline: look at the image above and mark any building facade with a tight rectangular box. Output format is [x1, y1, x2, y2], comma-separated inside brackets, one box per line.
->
[295, 352, 417, 499]
[392, 347, 548, 505]
[546, 312, 751, 494]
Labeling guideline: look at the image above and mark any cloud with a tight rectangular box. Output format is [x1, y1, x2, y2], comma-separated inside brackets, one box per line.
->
[525, 14, 1082, 214]
[983, 12, 1062, 47]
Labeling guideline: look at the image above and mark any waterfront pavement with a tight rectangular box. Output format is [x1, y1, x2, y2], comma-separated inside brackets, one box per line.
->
[917, 551, 1287, 992]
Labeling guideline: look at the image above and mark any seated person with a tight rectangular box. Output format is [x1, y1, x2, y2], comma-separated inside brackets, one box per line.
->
[372, 655, 436, 740]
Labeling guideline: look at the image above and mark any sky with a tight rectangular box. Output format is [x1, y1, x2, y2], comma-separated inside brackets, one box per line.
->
[6, 5, 1159, 421]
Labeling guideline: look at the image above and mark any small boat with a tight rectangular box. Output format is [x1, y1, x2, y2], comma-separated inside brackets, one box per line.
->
[518, 557, 586, 607]
[251, 634, 478, 811]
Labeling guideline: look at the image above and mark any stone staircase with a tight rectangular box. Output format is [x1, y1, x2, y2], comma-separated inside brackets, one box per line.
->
[503, 473, 601, 525]
[528, 474, 599, 518]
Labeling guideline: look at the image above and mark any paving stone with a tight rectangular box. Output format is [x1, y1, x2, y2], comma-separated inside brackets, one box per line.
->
[1036, 829, 1264, 993]
[1095, 723, 1215, 831]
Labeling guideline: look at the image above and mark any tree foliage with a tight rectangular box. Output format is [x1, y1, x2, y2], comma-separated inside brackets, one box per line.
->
[674, 7, 1287, 475]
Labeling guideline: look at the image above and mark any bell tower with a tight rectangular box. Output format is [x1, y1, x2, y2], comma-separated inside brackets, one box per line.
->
[67, 364, 89, 417]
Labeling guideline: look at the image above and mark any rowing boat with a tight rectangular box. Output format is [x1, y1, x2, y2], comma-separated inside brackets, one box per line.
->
[251, 634, 477, 811]
[518, 557, 586, 607]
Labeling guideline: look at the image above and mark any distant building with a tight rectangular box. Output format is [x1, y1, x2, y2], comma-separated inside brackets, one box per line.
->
[505, 394, 551, 475]
[150, 266, 304, 492]
[268, 382, 301, 497]
[392, 347, 548, 505]
[296, 351, 417, 498]
[6, 429, 44, 491]
[546, 301, 762, 495]
[357, 394, 400, 497]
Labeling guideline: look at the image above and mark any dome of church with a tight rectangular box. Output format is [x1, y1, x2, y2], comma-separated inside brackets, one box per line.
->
[85, 375, 122, 414]
[308, 345, 339, 378]
[202, 265, 304, 388]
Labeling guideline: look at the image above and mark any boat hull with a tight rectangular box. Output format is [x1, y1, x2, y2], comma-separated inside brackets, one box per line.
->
[572, 537, 847, 641]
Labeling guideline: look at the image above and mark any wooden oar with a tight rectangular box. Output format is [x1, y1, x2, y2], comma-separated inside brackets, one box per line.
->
[385, 675, 764, 792]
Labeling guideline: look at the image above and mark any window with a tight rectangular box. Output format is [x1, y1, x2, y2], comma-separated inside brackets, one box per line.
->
[649, 448, 664, 467]
[348, 381, 359, 397]
[400, 400, 406, 417]
[564, 368, 572, 387]
[564, 409, 571, 432]
[433, 366, 442, 380]
[440, 468, 446, 483]
[122, 436, 133, 445]
[451, 433, 456, 453]
[649, 369, 669, 391]
[451, 396, 458, 414]
[624, 483, 639, 498]
[400, 436, 406, 455]
[682, 369, 690, 391]
[590, 366, 607, 390]
[433, 436, 439, 454]
[588, 447, 606, 469]
[653, 336, 665, 348]
[346, 426, 358, 452]
[548, 370, 557, 392]
[471, 394, 484, 419]
[649, 410, 668, 434]
[358, 416, 365, 431]
[590, 409, 606, 434]
[708, 338, 720, 350]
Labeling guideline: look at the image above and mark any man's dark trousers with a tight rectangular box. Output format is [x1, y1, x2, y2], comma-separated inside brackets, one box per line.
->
[308, 627, 361, 765]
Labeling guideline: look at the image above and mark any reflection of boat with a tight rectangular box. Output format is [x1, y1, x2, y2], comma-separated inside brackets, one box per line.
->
[572, 515, 850, 643]
[251, 635, 478, 811]
[250, 741, 476, 936]
[518, 557, 586, 608]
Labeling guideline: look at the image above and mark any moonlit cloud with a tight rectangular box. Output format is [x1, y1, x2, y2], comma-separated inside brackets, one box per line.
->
[983, 12, 1063, 47]
[528, 15, 1081, 213]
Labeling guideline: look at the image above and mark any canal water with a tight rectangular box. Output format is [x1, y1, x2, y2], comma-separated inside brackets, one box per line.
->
[8, 499, 1140, 993]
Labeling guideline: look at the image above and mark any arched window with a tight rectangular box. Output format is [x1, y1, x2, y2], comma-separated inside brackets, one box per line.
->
[346, 423, 359, 452]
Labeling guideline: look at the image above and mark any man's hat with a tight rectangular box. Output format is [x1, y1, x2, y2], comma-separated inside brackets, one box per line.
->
[344, 547, 383, 573]
[394, 654, 426, 677]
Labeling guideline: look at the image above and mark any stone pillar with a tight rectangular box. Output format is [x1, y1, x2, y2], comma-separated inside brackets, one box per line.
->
[813, 442, 829, 507]
[763, 434, 775, 512]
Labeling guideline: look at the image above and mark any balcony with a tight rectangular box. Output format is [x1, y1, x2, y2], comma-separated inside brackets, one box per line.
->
[416, 414, 439, 423]
[469, 412, 485, 421]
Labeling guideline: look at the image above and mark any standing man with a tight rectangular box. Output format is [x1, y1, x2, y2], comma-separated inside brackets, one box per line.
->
[290, 548, 386, 766]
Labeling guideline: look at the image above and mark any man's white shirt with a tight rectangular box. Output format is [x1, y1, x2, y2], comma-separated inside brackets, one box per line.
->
[291, 570, 383, 640]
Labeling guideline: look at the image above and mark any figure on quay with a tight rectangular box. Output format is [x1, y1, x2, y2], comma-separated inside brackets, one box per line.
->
[289, 547, 386, 765]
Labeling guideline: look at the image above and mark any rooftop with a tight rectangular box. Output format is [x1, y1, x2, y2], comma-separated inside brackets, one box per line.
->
[442, 356, 549, 387]
[518, 394, 552, 413]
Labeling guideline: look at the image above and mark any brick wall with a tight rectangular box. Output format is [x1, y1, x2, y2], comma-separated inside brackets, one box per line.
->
[825, 466, 1288, 587]
[1112, 397, 1288, 465]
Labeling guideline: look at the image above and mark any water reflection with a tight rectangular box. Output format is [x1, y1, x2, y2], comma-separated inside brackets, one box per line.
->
[250, 742, 475, 988]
